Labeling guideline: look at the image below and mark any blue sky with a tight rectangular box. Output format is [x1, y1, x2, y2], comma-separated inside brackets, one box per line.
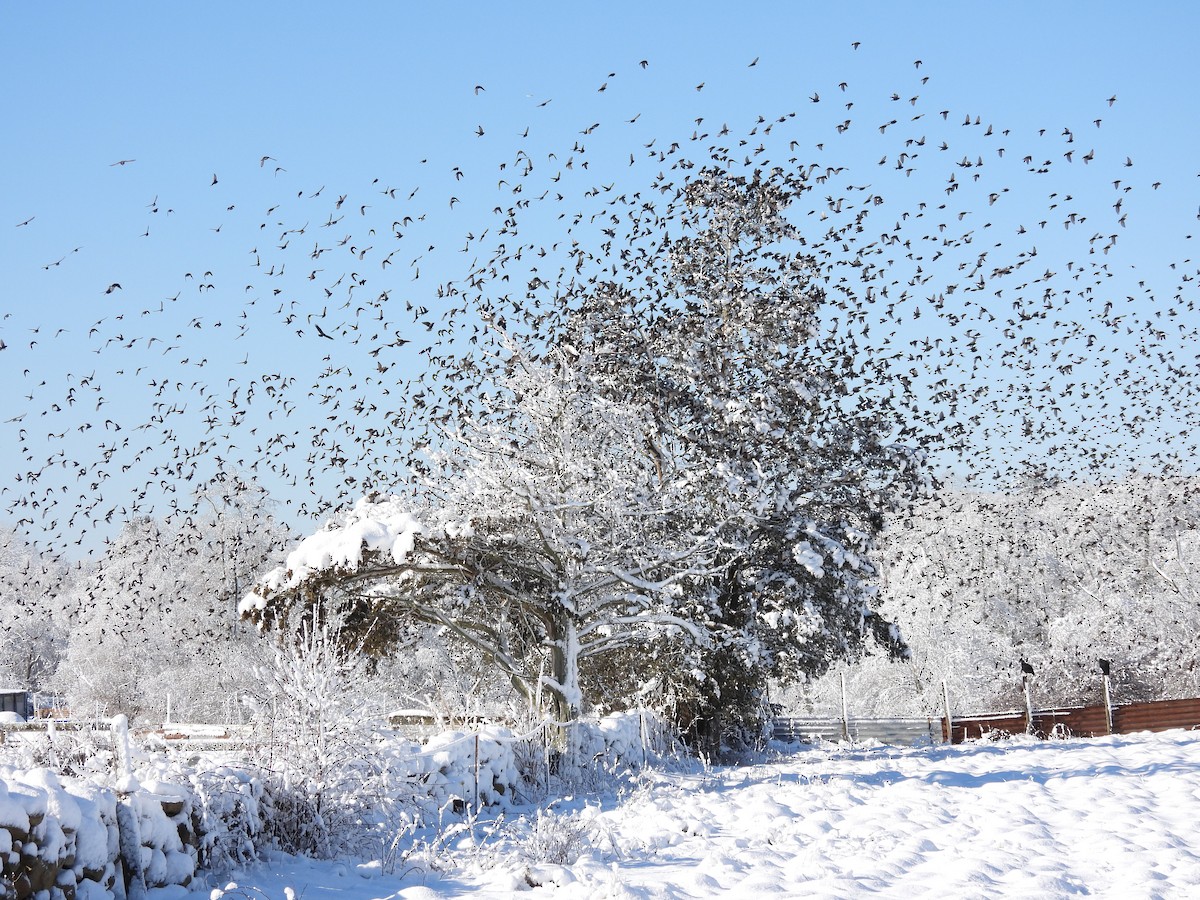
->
[3, 2, 1199, 550]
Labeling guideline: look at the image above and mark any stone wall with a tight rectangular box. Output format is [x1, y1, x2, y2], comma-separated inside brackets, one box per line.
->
[0, 768, 198, 900]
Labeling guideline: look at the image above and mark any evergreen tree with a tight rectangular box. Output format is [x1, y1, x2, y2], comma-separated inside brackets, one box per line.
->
[557, 164, 931, 752]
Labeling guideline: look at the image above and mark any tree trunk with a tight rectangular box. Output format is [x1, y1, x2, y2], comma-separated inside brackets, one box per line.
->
[544, 614, 583, 758]
[681, 559, 766, 760]
[546, 616, 581, 719]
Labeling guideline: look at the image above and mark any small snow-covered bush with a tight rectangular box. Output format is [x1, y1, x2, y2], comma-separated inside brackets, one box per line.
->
[518, 808, 593, 866]
[190, 766, 263, 872]
[135, 757, 263, 874]
[244, 611, 421, 858]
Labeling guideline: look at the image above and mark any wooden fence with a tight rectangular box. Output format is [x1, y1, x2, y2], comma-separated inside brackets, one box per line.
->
[775, 696, 1200, 747]
[950, 696, 1200, 743]
[0, 718, 115, 742]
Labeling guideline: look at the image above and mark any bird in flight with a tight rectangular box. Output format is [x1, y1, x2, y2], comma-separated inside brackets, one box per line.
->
[110, 159, 135, 166]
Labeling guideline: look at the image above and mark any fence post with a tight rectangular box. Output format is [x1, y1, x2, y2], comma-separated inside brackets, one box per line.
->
[942, 680, 953, 744]
[473, 733, 481, 810]
[1023, 676, 1035, 735]
[840, 671, 851, 742]
[1102, 675, 1114, 735]
[112, 714, 133, 779]
[639, 710, 647, 768]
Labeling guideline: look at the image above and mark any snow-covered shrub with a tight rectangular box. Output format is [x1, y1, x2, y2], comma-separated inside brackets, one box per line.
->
[517, 808, 593, 866]
[189, 766, 262, 872]
[133, 756, 263, 875]
[572, 711, 659, 769]
[405, 713, 665, 818]
[416, 727, 527, 812]
[244, 611, 416, 858]
[544, 710, 673, 792]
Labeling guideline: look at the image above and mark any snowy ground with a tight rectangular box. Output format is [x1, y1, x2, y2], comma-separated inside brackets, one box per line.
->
[193, 730, 1200, 898]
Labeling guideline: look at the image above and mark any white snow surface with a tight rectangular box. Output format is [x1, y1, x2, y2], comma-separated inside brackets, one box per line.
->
[188, 729, 1200, 898]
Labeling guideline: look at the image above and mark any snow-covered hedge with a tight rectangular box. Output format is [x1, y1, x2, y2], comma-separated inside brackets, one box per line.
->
[417, 726, 527, 810]
[135, 760, 262, 874]
[571, 711, 663, 769]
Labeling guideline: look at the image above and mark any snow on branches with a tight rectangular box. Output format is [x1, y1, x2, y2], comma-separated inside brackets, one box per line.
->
[240, 496, 427, 610]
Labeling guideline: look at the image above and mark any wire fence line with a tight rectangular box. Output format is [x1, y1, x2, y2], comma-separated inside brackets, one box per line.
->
[773, 716, 945, 746]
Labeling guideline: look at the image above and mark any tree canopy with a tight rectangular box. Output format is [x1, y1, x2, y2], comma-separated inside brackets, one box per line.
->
[242, 161, 932, 750]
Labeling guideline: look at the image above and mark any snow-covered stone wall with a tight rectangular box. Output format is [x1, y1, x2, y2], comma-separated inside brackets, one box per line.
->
[0, 767, 199, 900]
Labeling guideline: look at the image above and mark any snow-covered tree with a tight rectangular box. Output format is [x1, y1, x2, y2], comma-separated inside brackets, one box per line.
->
[817, 473, 1200, 717]
[55, 475, 291, 722]
[0, 528, 70, 692]
[242, 353, 719, 729]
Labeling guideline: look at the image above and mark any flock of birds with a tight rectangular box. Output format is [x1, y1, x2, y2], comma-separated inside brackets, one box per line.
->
[2, 47, 1198, 619]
